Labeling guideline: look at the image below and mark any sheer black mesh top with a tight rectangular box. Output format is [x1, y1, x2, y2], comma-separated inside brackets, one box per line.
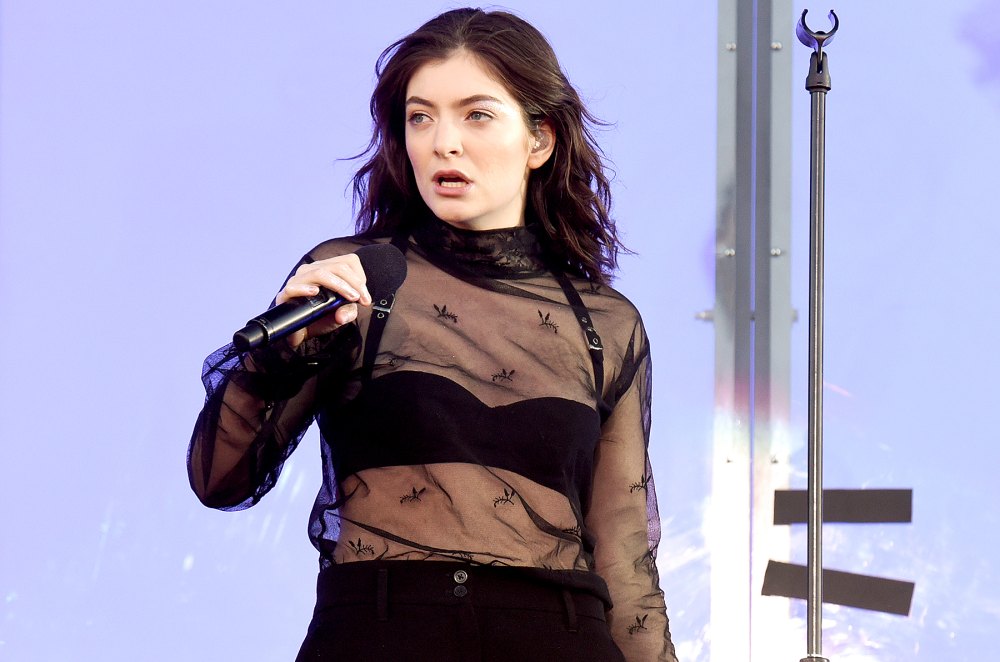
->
[187, 216, 676, 660]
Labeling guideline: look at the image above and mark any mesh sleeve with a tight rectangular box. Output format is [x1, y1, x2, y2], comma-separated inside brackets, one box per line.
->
[585, 319, 678, 661]
[186, 303, 362, 510]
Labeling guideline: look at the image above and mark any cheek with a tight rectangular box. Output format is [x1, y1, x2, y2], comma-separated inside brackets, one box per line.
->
[490, 144, 532, 181]
[404, 137, 418, 172]
[404, 131, 429, 173]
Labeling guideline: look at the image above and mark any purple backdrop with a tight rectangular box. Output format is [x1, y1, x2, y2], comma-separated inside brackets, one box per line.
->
[1, 2, 997, 660]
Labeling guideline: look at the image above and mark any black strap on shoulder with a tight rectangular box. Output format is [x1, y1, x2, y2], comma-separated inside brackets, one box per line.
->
[552, 270, 612, 421]
[360, 233, 410, 383]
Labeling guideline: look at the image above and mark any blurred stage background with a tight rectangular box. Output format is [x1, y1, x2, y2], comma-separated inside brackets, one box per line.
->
[1, 2, 998, 660]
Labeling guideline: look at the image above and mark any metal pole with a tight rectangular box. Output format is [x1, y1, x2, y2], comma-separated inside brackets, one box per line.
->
[796, 9, 838, 662]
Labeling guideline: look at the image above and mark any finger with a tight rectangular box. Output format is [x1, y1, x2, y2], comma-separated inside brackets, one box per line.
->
[337, 254, 372, 305]
[284, 328, 308, 350]
[275, 282, 320, 305]
[317, 256, 370, 306]
[300, 255, 371, 306]
[333, 302, 358, 326]
[285, 268, 362, 304]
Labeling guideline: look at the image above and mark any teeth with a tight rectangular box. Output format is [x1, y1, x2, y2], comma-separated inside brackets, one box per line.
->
[439, 180, 467, 188]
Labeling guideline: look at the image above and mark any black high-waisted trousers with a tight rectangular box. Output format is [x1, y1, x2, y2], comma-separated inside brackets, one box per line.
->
[294, 561, 627, 662]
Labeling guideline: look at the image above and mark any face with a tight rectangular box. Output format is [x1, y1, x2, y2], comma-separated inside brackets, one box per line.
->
[404, 50, 554, 231]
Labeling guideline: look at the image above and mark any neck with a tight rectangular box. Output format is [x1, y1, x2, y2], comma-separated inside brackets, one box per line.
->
[411, 214, 549, 277]
[439, 216, 525, 232]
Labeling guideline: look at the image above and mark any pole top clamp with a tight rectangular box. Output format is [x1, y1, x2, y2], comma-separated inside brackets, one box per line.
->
[797, 9, 838, 90]
[796, 9, 839, 53]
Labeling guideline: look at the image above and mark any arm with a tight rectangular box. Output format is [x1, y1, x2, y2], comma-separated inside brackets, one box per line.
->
[186, 248, 370, 509]
[585, 321, 678, 662]
[186, 332, 359, 509]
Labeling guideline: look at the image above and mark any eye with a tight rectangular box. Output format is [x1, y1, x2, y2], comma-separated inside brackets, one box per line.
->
[467, 110, 493, 121]
[407, 112, 431, 125]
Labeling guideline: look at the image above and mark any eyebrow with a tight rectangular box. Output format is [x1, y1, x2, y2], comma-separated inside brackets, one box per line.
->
[405, 94, 505, 108]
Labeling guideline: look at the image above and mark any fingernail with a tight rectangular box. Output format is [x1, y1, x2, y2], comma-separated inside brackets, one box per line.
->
[362, 286, 372, 304]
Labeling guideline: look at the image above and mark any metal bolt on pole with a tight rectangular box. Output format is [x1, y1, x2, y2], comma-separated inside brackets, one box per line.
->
[795, 8, 838, 662]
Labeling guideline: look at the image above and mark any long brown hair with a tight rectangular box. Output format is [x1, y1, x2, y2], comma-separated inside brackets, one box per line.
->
[351, 8, 623, 283]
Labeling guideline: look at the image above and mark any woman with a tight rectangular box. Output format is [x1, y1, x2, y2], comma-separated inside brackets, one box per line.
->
[188, 8, 678, 661]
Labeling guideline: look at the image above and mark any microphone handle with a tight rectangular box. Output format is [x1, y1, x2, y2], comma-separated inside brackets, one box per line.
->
[232, 289, 347, 351]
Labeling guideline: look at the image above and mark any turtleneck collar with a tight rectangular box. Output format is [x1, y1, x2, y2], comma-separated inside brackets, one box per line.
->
[411, 215, 550, 278]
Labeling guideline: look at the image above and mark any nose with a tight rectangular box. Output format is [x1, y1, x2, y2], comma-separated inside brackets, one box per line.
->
[433, 120, 463, 158]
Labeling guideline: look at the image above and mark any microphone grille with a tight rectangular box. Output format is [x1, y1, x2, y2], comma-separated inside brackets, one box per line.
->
[355, 243, 408, 298]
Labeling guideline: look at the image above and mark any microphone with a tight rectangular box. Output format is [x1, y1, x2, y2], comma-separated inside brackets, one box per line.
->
[232, 243, 408, 351]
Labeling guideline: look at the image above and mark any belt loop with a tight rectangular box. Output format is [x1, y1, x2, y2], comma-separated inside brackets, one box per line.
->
[376, 568, 388, 622]
[561, 589, 578, 633]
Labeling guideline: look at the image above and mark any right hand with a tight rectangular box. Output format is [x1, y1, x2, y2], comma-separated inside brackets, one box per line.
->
[275, 253, 372, 349]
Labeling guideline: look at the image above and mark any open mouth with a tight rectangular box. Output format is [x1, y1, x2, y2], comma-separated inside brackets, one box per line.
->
[434, 171, 470, 188]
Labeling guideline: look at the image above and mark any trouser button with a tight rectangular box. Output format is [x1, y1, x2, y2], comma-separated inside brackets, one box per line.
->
[453, 570, 468, 584]
[454, 585, 468, 597]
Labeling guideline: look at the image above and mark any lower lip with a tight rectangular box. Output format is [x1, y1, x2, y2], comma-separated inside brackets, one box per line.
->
[433, 180, 471, 197]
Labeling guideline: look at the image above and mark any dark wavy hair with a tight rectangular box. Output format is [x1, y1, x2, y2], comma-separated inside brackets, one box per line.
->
[351, 8, 623, 283]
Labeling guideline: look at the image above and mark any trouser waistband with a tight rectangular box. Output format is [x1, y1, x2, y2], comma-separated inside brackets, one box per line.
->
[313, 560, 609, 631]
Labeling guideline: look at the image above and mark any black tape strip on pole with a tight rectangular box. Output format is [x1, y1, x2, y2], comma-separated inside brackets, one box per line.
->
[774, 488, 913, 524]
[762, 561, 915, 616]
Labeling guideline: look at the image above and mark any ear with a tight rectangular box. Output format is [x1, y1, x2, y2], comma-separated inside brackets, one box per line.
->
[527, 120, 556, 170]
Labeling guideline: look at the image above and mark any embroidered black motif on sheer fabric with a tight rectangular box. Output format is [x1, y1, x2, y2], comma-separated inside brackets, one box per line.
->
[538, 310, 559, 333]
[493, 488, 516, 507]
[399, 487, 426, 504]
[491, 369, 516, 383]
[627, 614, 649, 635]
[630, 474, 653, 493]
[433, 304, 459, 323]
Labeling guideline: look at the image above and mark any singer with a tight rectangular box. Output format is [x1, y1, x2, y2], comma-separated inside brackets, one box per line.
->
[187, 8, 677, 661]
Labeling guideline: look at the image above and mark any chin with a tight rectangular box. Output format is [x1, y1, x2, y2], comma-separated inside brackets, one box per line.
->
[427, 204, 477, 226]
[436, 216, 479, 230]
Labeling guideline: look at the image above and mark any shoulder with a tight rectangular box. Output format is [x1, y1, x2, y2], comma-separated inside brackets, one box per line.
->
[565, 275, 650, 360]
[571, 276, 645, 329]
